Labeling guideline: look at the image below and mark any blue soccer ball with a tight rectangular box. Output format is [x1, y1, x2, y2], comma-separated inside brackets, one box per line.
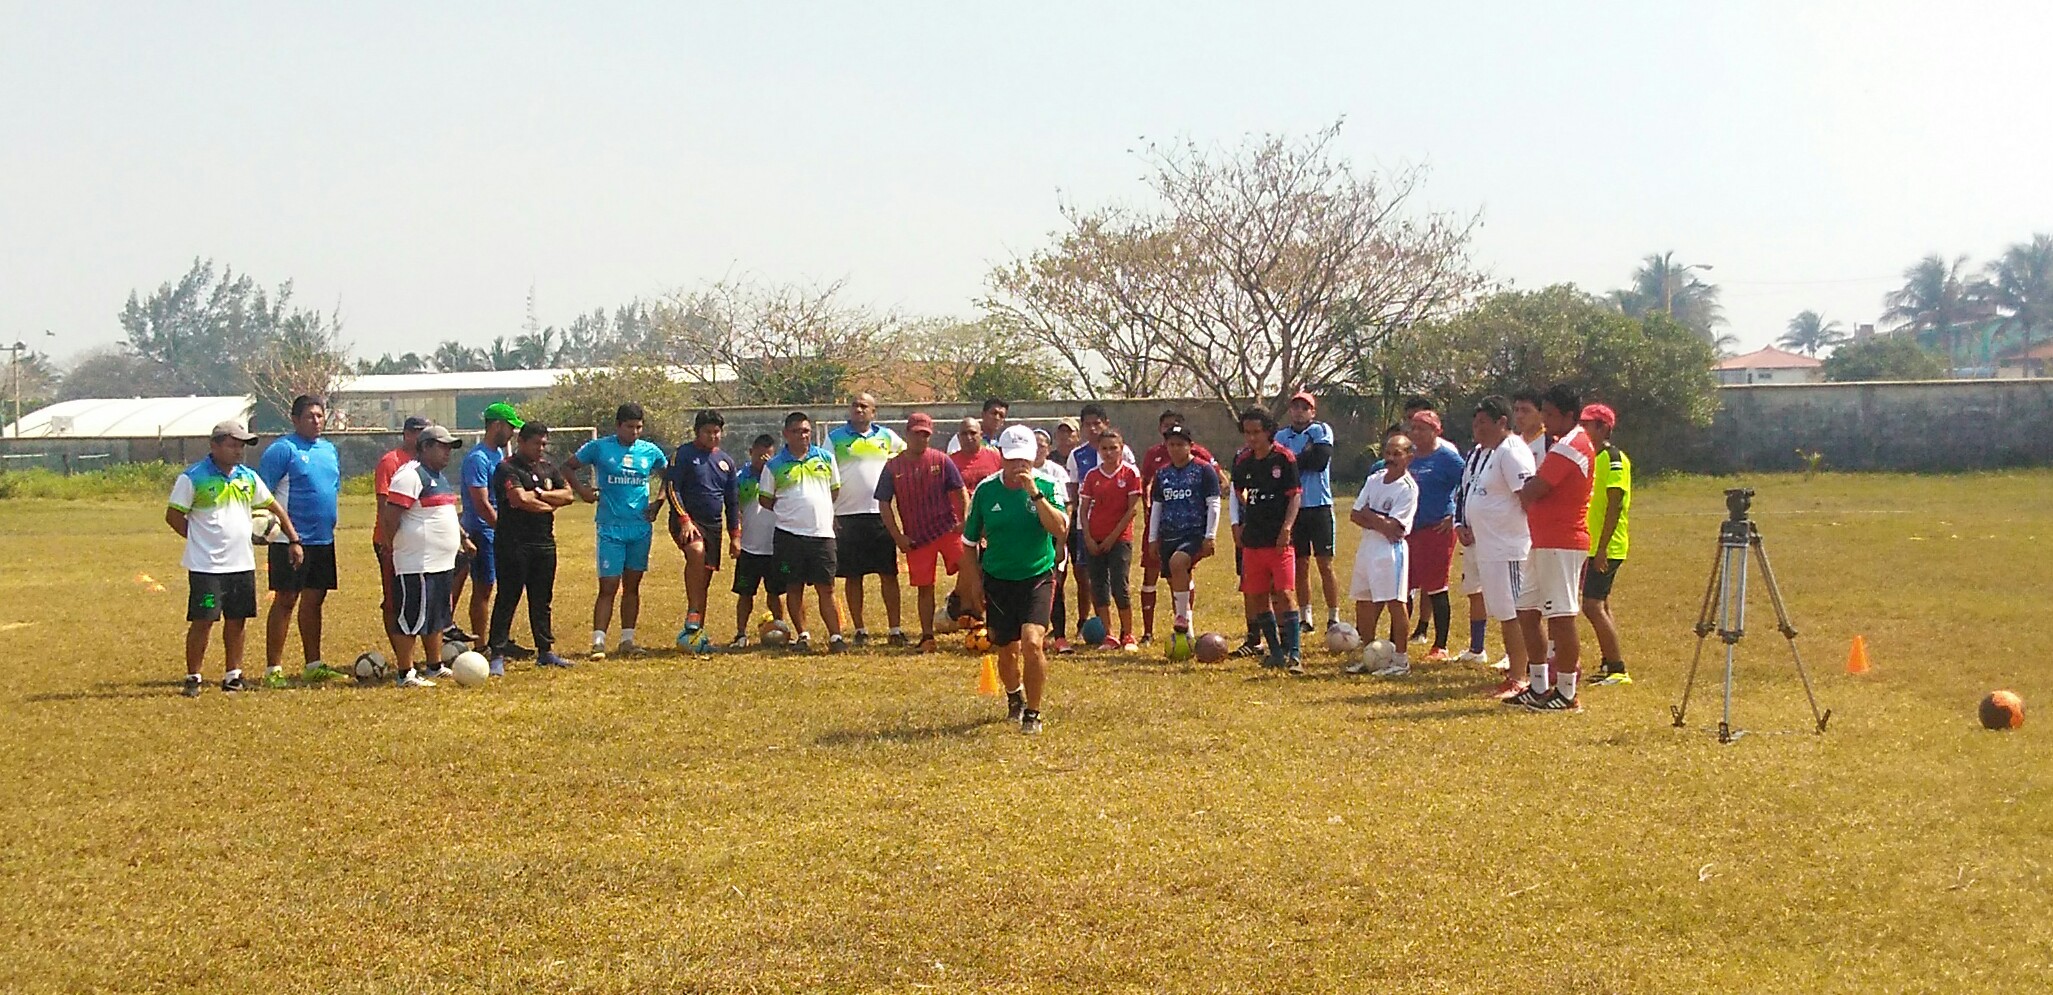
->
[1079, 616, 1109, 646]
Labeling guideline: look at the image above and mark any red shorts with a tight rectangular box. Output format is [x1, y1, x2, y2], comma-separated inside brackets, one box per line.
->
[1238, 544, 1297, 596]
[907, 532, 965, 588]
[1406, 524, 1455, 594]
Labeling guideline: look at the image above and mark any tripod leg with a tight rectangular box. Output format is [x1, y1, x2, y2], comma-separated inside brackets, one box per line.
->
[1673, 543, 1728, 728]
[1720, 543, 1749, 744]
[1752, 537, 1831, 734]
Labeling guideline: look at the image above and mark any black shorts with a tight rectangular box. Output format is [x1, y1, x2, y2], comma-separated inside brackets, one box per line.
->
[1582, 558, 1624, 601]
[773, 530, 837, 588]
[267, 542, 338, 592]
[188, 570, 257, 622]
[834, 513, 899, 578]
[1086, 539, 1133, 608]
[669, 510, 724, 570]
[1158, 533, 1207, 562]
[732, 551, 778, 597]
[394, 570, 456, 637]
[983, 570, 1056, 647]
[1292, 505, 1337, 558]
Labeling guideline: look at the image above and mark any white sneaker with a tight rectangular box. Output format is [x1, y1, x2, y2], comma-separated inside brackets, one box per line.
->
[1408, 633, 1430, 646]
[1372, 660, 1412, 677]
[428, 664, 454, 679]
[396, 671, 437, 688]
[1491, 655, 1511, 671]
[1455, 649, 1489, 665]
[1342, 658, 1375, 675]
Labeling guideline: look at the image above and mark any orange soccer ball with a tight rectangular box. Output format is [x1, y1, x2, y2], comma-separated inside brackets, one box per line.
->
[1979, 690, 2025, 730]
[964, 628, 993, 653]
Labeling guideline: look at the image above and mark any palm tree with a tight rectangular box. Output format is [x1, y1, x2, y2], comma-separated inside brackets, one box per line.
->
[513, 328, 561, 369]
[1986, 234, 2053, 377]
[432, 340, 489, 373]
[1777, 310, 1847, 357]
[1882, 254, 1992, 374]
[1608, 251, 1724, 343]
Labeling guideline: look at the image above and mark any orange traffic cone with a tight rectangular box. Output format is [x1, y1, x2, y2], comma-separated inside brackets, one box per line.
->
[1846, 635, 1871, 675]
[976, 654, 1002, 696]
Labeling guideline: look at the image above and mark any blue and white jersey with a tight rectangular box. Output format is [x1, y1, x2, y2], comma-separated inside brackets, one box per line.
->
[1149, 460, 1220, 540]
[256, 433, 341, 545]
[574, 435, 669, 538]
[1274, 420, 1335, 508]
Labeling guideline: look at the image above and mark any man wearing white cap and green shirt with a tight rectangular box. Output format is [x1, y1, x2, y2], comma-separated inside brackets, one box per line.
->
[960, 425, 1069, 735]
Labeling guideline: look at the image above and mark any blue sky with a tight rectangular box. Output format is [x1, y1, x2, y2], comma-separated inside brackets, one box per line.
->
[4, 1, 2048, 361]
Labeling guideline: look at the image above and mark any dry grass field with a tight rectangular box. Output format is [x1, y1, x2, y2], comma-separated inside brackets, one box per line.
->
[3, 471, 2050, 993]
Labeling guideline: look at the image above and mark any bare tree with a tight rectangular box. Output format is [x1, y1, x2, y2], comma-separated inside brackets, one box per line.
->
[983, 212, 1182, 398]
[243, 303, 350, 427]
[650, 277, 900, 406]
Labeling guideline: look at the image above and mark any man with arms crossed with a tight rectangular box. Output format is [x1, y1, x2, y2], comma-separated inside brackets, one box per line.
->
[564, 404, 669, 660]
[1460, 396, 1538, 699]
[169, 421, 303, 696]
[489, 421, 575, 674]
[960, 425, 1069, 735]
[257, 395, 343, 685]
[1509, 385, 1596, 713]
[829, 393, 909, 646]
[762, 411, 847, 654]
[876, 413, 967, 654]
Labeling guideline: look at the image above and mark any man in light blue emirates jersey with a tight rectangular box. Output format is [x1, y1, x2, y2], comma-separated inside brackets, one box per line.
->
[563, 403, 669, 660]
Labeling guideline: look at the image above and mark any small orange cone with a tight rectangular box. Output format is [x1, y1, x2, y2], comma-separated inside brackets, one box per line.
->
[976, 654, 1002, 696]
[1846, 635, 1871, 675]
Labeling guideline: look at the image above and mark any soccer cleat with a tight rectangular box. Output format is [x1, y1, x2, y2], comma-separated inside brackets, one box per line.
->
[1299, 619, 1315, 634]
[221, 673, 246, 693]
[1454, 649, 1490, 665]
[617, 640, 644, 658]
[1525, 690, 1584, 713]
[1342, 658, 1375, 675]
[1051, 637, 1072, 655]
[828, 636, 848, 655]
[918, 637, 939, 654]
[262, 668, 290, 689]
[791, 633, 813, 654]
[589, 642, 608, 661]
[1137, 633, 1155, 646]
[1503, 686, 1547, 708]
[1121, 636, 1139, 653]
[1488, 679, 1528, 700]
[1173, 619, 1191, 635]
[851, 630, 870, 648]
[1007, 691, 1026, 723]
[1101, 638, 1121, 652]
[887, 631, 908, 648]
[1019, 708, 1043, 735]
[303, 661, 348, 682]
[428, 664, 454, 679]
[443, 626, 474, 644]
[537, 651, 573, 668]
[1408, 631, 1430, 646]
[1286, 654, 1307, 676]
[727, 635, 749, 651]
[1491, 655, 1511, 672]
[1372, 661, 1412, 678]
[1423, 648, 1452, 663]
[488, 656, 507, 678]
[181, 675, 203, 698]
[396, 670, 436, 689]
[1262, 653, 1287, 670]
[1233, 639, 1266, 659]
[503, 642, 535, 660]
[1591, 671, 1633, 687]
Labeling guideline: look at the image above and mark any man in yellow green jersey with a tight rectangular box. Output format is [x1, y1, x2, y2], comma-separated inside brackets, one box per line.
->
[1578, 404, 1632, 686]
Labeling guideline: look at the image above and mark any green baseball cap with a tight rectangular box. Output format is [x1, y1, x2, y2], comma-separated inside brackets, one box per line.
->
[482, 402, 524, 429]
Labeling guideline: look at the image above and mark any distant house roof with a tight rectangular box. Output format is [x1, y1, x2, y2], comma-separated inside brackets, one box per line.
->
[11, 396, 254, 439]
[1715, 346, 1824, 371]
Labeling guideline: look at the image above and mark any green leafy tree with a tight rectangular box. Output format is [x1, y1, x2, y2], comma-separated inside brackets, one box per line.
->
[1882, 253, 1992, 373]
[524, 363, 706, 448]
[1822, 336, 1947, 382]
[1777, 310, 1847, 356]
[1986, 234, 2053, 375]
[4, 350, 60, 429]
[432, 341, 489, 372]
[59, 347, 186, 400]
[1606, 251, 1724, 343]
[120, 258, 344, 400]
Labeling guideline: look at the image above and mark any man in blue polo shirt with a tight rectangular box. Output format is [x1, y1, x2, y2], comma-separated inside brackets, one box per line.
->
[457, 403, 520, 654]
[664, 408, 742, 646]
[1275, 391, 1343, 632]
[565, 403, 669, 660]
[256, 394, 344, 686]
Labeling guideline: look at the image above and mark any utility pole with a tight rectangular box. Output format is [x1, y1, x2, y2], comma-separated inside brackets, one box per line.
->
[5, 340, 24, 439]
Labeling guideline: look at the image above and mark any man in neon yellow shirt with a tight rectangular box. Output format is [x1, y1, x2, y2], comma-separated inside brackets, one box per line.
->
[1578, 404, 1632, 686]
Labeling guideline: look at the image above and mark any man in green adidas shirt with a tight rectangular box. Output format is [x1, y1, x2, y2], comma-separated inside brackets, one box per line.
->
[961, 425, 1069, 735]
[1578, 404, 1633, 686]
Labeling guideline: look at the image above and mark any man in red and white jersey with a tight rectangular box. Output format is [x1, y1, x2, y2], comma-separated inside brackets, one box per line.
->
[1509, 384, 1596, 713]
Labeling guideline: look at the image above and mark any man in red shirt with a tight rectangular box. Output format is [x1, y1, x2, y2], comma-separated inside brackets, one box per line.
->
[949, 417, 1003, 492]
[1135, 408, 1215, 643]
[371, 416, 428, 647]
[1511, 384, 1596, 712]
[1078, 429, 1144, 650]
[877, 413, 969, 653]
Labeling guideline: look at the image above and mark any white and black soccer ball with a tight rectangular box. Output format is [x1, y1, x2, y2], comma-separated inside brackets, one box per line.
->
[250, 508, 278, 546]
[1325, 623, 1362, 653]
[1363, 639, 1397, 669]
[441, 640, 470, 664]
[353, 650, 389, 683]
[450, 651, 490, 687]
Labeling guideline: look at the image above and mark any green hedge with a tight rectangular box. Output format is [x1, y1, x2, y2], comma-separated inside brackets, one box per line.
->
[0, 463, 380, 501]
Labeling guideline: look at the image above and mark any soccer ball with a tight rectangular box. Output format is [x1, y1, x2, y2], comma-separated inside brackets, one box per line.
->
[1325, 623, 1362, 653]
[760, 619, 792, 646]
[1165, 630, 1196, 662]
[965, 628, 993, 652]
[933, 609, 959, 635]
[1980, 690, 2025, 730]
[250, 509, 278, 545]
[353, 650, 389, 683]
[450, 651, 490, 687]
[1079, 616, 1109, 647]
[1194, 632, 1230, 663]
[1363, 639, 1397, 669]
[441, 639, 470, 664]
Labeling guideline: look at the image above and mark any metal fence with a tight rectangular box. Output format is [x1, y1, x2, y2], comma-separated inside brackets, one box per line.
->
[0, 427, 600, 477]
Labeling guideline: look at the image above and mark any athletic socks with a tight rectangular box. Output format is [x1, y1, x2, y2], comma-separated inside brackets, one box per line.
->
[1468, 620, 1488, 654]
[621, 628, 636, 646]
[1557, 669, 1579, 701]
[1527, 661, 1552, 694]
[1327, 607, 1341, 627]
[1140, 586, 1158, 634]
[1172, 591, 1191, 624]
[1255, 612, 1280, 655]
[1429, 592, 1451, 648]
[1278, 611, 1302, 656]
[225, 668, 241, 683]
[591, 629, 607, 649]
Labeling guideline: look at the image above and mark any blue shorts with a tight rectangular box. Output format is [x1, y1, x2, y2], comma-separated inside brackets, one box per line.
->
[467, 529, 496, 583]
[597, 530, 653, 578]
[1158, 533, 1206, 562]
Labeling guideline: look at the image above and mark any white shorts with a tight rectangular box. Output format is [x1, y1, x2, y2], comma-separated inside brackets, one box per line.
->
[1460, 554, 1484, 596]
[1472, 559, 1524, 622]
[1349, 537, 1410, 604]
[1516, 548, 1586, 618]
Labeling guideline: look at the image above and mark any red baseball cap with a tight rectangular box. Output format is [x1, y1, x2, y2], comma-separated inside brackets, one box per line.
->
[1288, 391, 1318, 409]
[905, 412, 935, 435]
[1580, 403, 1617, 429]
[1410, 410, 1442, 433]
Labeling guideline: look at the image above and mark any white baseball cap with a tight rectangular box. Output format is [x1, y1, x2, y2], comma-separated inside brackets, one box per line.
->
[996, 424, 1038, 461]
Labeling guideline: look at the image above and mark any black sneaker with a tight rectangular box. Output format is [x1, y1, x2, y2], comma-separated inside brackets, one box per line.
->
[1286, 654, 1307, 676]
[443, 625, 475, 644]
[1233, 639, 1265, 659]
[1525, 690, 1584, 713]
[221, 673, 246, 693]
[1503, 686, 1548, 708]
[887, 631, 908, 648]
[827, 636, 847, 655]
[1299, 619, 1315, 634]
[851, 630, 870, 648]
[792, 633, 813, 654]
[503, 642, 535, 660]
[1019, 708, 1043, 735]
[181, 675, 203, 698]
[1006, 690, 1026, 723]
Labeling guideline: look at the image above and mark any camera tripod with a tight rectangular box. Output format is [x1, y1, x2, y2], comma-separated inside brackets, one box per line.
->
[1671, 489, 1831, 743]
